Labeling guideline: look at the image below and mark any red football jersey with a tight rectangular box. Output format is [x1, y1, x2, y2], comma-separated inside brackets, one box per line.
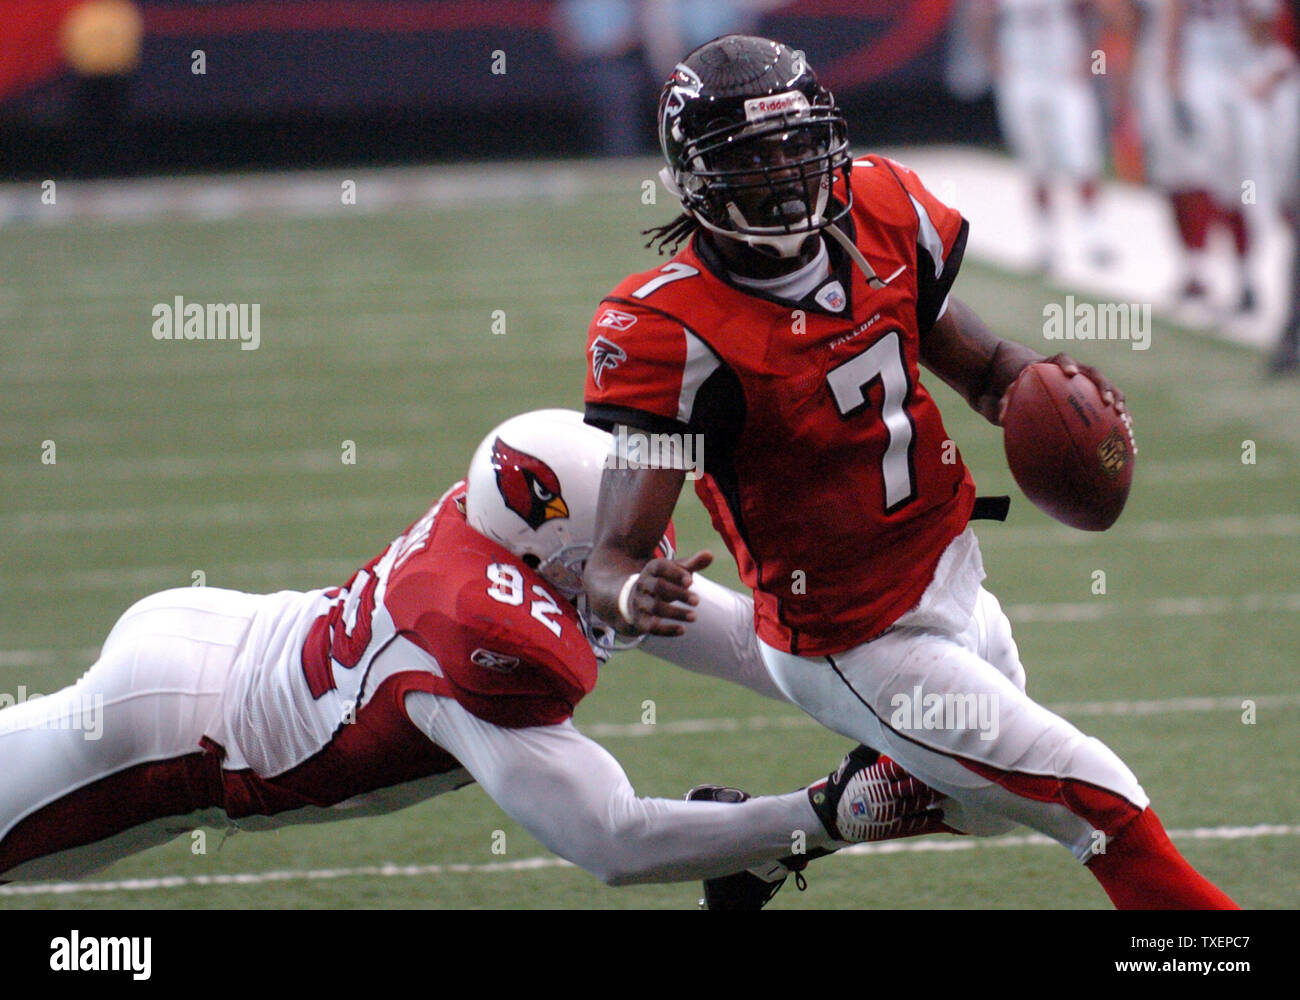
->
[382, 483, 601, 728]
[584, 156, 976, 655]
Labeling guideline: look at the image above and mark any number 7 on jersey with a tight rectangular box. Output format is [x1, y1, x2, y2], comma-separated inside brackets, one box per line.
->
[826, 329, 918, 512]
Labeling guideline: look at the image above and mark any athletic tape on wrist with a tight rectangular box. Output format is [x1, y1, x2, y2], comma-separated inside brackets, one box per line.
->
[617, 574, 640, 625]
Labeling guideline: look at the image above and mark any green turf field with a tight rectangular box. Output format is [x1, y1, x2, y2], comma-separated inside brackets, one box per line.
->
[1, 161, 1297, 909]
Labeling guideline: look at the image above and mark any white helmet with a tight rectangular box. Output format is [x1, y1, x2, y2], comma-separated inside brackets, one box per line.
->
[464, 409, 611, 601]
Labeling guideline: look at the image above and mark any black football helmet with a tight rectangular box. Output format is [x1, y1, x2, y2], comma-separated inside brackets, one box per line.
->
[657, 35, 852, 258]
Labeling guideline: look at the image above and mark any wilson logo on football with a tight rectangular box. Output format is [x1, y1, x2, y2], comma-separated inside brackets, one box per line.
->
[471, 648, 520, 673]
[596, 309, 638, 332]
[590, 335, 627, 389]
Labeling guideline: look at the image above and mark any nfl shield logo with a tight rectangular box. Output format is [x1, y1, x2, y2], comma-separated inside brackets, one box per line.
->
[815, 280, 847, 313]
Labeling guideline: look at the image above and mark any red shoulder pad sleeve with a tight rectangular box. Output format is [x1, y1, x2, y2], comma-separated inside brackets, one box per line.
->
[584, 267, 705, 434]
[385, 516, 599, 728]
[437, 575, 597, 728]
[859, 155, 969, 332]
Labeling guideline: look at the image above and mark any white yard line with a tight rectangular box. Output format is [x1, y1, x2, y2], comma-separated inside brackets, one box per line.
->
[1, 823, 1293, 897]
[0, 495, 429, 535]
[981, 513, 1300, 547]
[1003, 592, 1300, 622]
[0, 447, 410, 482]
[578, 692, 1300, 739]
[0, 648, 102, 669]
[0, 161, 621, 228]
[2, 459, 1292, 534]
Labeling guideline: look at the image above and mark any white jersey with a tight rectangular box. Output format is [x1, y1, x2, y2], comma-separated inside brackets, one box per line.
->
[1135, 0, 1174, 82]
[0, 537, 826, 884]
[1181, 0, 1258, 72]
[996, 0, 1092, 80]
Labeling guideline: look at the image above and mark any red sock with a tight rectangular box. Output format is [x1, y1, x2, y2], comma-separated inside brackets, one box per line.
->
[1086, 808, 1239, 909]
[1170, 190, 1212, 250]
[1220, 206, 1250, 256]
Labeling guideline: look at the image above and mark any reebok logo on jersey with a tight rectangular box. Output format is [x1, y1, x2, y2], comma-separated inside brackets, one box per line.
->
[590, 335, 627, 389]
[471, 648, 520, 673]
[596, 308, 638, 332]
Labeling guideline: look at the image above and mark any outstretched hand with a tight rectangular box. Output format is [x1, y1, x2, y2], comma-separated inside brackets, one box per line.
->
[619, 550, 714, 637]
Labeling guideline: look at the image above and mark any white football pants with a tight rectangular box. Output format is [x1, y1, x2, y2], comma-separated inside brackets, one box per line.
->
[760, 529, 1150, 862]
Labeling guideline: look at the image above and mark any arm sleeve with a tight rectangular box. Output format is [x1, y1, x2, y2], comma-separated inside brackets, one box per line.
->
[874, 156, 969, 336]
[640, 574, 790, 703]
[584, 302, 693, 433]
[408, 692, 827, 886]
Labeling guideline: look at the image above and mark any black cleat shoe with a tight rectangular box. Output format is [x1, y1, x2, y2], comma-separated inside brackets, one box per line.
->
[1179, 276, 1208, 304]
[687, 747, 943, 909]
[685, 784, 807, 910]
[1268, 338, 1299, 376]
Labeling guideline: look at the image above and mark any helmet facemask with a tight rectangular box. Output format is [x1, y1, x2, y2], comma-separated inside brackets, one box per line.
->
[535, 543, 590, 601]
[679, 112, 851, 258]
[536, 544, 647, 659]
[657, 35, 855, 260]
[576, 592, 646, 660]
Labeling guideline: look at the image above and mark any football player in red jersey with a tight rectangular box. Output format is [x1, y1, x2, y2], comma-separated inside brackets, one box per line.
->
[0, 410, 945, 891]
[582, 35, 1238, 909]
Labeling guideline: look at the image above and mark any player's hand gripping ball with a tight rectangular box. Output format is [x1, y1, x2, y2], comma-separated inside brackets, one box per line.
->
[1000, 361, 1136, 531]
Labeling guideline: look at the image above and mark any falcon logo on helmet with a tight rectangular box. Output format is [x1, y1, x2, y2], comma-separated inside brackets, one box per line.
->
[491, 437, 569, 531]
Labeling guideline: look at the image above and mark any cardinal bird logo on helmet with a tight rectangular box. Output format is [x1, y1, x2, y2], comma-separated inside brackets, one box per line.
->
[491, 437, 570, 530]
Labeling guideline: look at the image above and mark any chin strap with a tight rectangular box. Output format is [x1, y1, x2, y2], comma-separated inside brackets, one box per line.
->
[664, 166, 880, 272]
[824, 221, 886, 289]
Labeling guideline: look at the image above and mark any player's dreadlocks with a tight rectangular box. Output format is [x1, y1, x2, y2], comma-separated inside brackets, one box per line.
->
[642, 212, 699, 255]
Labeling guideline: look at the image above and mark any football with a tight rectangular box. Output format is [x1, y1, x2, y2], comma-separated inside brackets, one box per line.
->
[1001, 362, 1136, 531]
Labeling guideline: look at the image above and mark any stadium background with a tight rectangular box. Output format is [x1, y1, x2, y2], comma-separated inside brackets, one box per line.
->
[0, 0, 1296, 910]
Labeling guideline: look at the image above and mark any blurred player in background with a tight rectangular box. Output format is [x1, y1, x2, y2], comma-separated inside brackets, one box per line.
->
[1163, 0, 1283, 312]
[0, 410, 945, 888]
[1248, 0, 1300, 370]
[1111, 0, 1211, 299]
[583, 35, 1238, 909]
[973, 0, 1113, 270]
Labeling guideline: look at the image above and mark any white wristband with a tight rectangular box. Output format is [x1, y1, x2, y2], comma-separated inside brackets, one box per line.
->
[616, 573, 640, 625]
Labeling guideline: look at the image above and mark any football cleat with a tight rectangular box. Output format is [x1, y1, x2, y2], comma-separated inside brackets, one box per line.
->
[687, 751, 945, 910]
[807, 745, 946, 843]
[1178, 276, 1208, 303]
[1268, 338, 1299, 376]
[685, 784, 814, 910]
